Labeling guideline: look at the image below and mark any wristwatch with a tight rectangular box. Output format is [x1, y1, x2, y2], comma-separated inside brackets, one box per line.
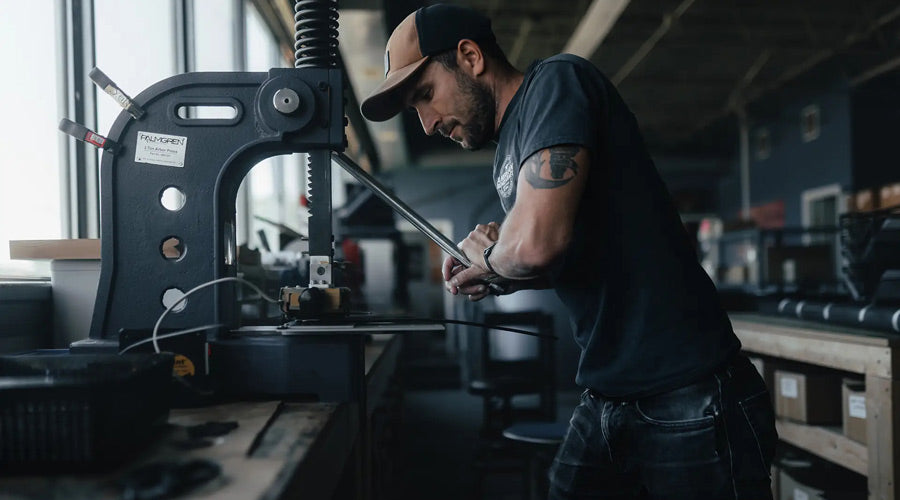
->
[483, 242, 498, 274]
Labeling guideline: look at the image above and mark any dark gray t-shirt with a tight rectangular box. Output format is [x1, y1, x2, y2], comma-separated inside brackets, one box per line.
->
[494, 54, 740, 398]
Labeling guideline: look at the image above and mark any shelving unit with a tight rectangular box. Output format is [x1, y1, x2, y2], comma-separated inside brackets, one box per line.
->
[732, 313, 900, 500]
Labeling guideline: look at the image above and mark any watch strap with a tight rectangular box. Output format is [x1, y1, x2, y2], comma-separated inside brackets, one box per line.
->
[483, 242, 498, 274]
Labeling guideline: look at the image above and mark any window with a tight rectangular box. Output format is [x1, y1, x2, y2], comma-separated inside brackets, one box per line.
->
[244, 5, 288, 251]
[0, 3, 63, 277]
[194, 0, 238, 71]
[801, 104, 821, 143]
[94, 0, 177, 136]
[802, 184, 842, 230]
[1, 1, 307, 277]
[801, 183, 843, 279]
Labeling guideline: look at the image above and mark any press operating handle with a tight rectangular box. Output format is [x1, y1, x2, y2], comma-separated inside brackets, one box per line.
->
[89, 67, 145, 119]
[58, 118, 118, 153]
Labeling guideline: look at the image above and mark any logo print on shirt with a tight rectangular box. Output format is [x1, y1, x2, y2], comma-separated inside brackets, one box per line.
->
[497, 155, 514, 198]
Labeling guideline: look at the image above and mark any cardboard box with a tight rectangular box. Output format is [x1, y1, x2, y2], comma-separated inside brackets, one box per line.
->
[778, 456, 866, 500]
[854, 189, 876, 212]
[748, 355, 776, 401]
[779, 459, 813, 500]
[770, 463, 780, 500]
[842, 378, 867, 445]
[721, 265, 747, 285]
[766, 245, 834, 286]
[774, 369, 842, 425]
[879, 182, 900, 209]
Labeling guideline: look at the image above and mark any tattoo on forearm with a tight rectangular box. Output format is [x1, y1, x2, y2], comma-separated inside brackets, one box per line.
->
[523, 146, 579, 189]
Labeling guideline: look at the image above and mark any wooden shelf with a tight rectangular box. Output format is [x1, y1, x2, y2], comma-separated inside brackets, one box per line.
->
[732, 313, 900, 499]
[776, 419, 867, 476]
[732, 314, 897, 378]
[9, 239, 100, 260]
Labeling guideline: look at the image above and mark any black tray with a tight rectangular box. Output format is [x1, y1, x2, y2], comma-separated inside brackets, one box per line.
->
[0, 353, 173, 473]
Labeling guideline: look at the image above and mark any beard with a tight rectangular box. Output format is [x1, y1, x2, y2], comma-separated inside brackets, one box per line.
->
[451, 71, 496, 151]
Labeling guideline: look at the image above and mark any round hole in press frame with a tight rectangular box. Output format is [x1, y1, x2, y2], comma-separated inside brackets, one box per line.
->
[160, 186, 186, 211]
[161, 287, 187, 313]
[160, 236, 186, 261]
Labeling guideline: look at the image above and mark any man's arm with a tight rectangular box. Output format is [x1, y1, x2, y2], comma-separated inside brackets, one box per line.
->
[447, 144, 589, 298]
[487, 145, 589, 278]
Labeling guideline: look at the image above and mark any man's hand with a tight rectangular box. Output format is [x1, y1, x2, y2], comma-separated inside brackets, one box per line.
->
[458, 221, 500, 269]
[442, 222, 501, 301]
[442, 145, 589, 302]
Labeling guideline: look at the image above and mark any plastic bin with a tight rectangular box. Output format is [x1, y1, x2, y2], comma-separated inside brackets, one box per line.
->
[0, 353, 173, 472]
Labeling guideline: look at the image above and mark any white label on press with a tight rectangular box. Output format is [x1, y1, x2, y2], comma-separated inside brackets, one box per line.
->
[780, 377, 799, 399]
[794, 488, 809, 500]
[849, 395, 866, 419]
[135, 131, 187, 168]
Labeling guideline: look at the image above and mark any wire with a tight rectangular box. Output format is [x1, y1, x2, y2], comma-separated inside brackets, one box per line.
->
[120, 323, 224, 354]
[149, 276, 551, 353]
[287, 314, 557, 339]
[428, 317, 556, 339]
[390, 317, 556, 339]
[151, 276, 280, 353]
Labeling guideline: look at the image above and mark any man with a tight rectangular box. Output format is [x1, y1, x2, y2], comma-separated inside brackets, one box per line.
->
[360, 4, 776, 499]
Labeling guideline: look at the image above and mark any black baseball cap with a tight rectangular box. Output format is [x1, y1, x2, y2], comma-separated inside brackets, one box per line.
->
[360, 4, 495, 122]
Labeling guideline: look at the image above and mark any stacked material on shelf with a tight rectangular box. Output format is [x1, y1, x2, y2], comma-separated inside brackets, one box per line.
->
[841, 378, 866, 445]
[776, 446, 867, 500]
[774, 368, 842, 425]
[840, 208, 900, 303]
[763, 297, 900, 334]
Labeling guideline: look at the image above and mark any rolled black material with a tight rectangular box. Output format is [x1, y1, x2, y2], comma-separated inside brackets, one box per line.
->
[769, 297, 900, 333]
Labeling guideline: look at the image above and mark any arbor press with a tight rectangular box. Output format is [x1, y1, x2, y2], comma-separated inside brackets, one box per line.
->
[62, 0, 447, 402]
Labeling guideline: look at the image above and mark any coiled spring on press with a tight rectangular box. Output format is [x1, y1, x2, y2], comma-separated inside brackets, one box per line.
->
[294, 0, 339, 68]
[305, 154, 315, 214]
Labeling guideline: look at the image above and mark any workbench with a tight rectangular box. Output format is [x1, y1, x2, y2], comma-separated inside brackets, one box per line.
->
[0, 333, 403, 500]
[732, 313, 900, 500]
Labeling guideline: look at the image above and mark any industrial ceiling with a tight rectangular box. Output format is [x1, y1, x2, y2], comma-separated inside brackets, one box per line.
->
[258, 0, 900, 172]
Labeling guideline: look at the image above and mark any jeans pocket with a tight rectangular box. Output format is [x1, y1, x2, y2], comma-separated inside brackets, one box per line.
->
[736, 390, 778, 478]
[634, 385, 717, 429]
[633, 406, 721, 474]
[634, 401, 715, 428]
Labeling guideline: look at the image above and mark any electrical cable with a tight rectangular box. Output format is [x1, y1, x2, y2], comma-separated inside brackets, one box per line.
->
[148, 277, 552, 354]
[151, 276, 280, 353]
[120, 323, 224, 354]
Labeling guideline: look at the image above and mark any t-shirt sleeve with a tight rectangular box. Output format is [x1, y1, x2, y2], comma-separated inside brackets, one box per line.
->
[515, 59, 605, 168]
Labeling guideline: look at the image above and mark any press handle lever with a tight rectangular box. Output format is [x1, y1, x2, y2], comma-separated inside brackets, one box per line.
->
[58, 118, 118, 153]
[89, 67, 145, 119]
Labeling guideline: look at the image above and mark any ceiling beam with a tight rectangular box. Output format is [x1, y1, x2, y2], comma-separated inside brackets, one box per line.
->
[562, 0, 630, 59]
[612, 0, 697, 86]
[742, 4, 900, 103]
[508, 17, 534, 67]
[726, 49, 772, 110]
[850, 53, 900, 86]
[679, 4, 900, 144]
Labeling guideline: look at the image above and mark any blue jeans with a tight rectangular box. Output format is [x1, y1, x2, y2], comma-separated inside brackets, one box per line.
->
[549, 355, 777, 499]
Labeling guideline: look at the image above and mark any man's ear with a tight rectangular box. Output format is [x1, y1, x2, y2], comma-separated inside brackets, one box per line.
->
[457, 39, 485, 77]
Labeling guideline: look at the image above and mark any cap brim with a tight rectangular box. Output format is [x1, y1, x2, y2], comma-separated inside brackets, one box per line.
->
[360, 56, 430, 122]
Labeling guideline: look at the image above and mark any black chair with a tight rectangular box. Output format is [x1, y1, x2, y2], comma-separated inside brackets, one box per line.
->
[468, 311, 556, 498]
[502, 421, 568, 500]
[468, 311, 556, 437]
